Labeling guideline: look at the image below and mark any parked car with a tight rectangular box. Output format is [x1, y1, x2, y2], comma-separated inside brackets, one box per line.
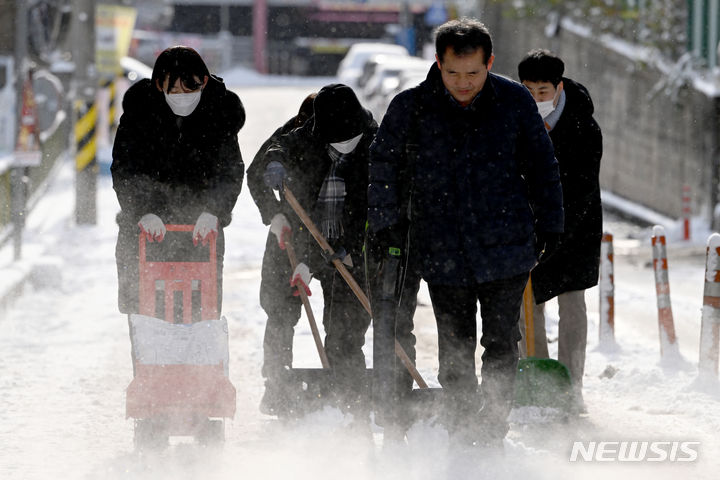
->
[336, 42, 409, 92]
[120, 56, 153, 84]
[356, 53, 413, 93]
[362, 56, 432, 119]
[374, 70, 428, 121]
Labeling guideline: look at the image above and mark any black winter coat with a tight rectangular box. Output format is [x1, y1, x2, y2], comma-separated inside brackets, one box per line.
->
[369, 64, 564, 286]
[247, 111, 378, 269]
[531, 78, 603, 303]
[111, 75, 245, 313]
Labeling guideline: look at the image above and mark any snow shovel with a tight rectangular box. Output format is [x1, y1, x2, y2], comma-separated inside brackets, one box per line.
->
[369, 247, 445, 429]
[513, 274, 573, 413]
[285, 237, 330, 369]
[283, 186, 428, 389]
[281, 237, 345, 414]
[283, 187, 441, 419]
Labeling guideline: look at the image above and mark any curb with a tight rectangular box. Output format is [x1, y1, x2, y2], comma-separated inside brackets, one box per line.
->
[0, 260, 33, 315]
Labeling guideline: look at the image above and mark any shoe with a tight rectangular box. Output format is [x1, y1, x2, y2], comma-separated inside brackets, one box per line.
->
[569, 390, 588, 415]
[259, 383, 282, 416]
[259, 379, 301, 418]
[382, 424, 408, 448]
[346, 407, 373, 436]
[448, 428, 505, 454]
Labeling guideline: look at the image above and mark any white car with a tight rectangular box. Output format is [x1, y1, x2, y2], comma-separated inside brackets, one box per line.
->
[375, 70, 428, 120]
[362, 57, 433, 119]
[121, 56, 153, 84]
[336, 42, 409, 92]
[357, 53, 413, 93]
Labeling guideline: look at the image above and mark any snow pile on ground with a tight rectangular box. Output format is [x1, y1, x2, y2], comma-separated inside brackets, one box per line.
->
[2, 82, 720, 480]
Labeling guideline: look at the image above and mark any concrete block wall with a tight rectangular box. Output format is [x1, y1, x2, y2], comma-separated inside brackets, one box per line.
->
[480, 6, 719, 223]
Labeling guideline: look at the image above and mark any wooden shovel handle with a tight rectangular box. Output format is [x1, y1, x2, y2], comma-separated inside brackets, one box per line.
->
[523, 275, 535, 357]
[285, 238, 330, 369]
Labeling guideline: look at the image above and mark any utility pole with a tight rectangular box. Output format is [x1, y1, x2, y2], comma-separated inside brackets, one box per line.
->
[219, 3, 232, 72]
[72, 0, 97, 225]
[253, 0, 268, 74]
[10, 0, 28, 260]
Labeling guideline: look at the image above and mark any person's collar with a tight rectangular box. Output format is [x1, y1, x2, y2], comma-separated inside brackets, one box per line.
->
[444, 88, 482, 110]
[544, 89, 566, 131]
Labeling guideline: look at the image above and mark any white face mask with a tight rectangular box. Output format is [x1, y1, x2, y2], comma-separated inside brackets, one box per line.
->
[535, 87, 560, 119]
[536, 99, 555, 119]
[330, 133, 363, 154]
[164, 90, 202, 116]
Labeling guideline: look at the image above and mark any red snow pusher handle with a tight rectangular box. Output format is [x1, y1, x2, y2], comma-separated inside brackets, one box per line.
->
[138, 224, 218, 323]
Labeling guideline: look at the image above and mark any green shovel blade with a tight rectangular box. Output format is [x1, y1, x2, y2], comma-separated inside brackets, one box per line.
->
[514, 357, 573, 411]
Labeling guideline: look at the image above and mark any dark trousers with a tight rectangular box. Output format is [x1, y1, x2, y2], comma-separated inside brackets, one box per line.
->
[316, 266, 372, 408]
[259, 234, 301, 380]
[260, 234, 371, 404]
[369, 255, 420, 427]
[427, 272, 527, 439]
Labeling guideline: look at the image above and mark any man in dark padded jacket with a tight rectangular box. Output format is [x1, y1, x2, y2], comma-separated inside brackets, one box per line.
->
[368, 20, 564, 448]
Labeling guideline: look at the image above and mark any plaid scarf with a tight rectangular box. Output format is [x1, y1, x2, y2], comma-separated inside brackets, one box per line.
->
[316, 146, 349, 240]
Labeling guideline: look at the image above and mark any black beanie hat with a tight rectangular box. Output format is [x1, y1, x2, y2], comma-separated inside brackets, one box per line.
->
[312, 84, 366, 143]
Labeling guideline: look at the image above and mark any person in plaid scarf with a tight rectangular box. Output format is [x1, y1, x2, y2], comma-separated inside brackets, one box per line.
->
[247, 84, 377, 426]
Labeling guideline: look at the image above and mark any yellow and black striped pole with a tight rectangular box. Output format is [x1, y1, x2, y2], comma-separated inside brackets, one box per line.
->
[100, 76, 117, 137]
[74, 97, 97, 224]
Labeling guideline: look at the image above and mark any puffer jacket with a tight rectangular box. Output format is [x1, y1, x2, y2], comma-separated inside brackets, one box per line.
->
[111, 75, 244, 313]
[369, 63, 564, 286]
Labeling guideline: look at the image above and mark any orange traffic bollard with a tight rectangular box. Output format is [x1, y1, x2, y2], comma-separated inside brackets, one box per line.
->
[652, 225, 679, 357]
[599, 232, 615, 345]
[699, 233, 720, 376]
[682, 185, 691, 241]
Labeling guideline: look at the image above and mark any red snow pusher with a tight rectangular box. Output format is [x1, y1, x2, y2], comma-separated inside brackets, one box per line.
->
[126, 224, 236, 448]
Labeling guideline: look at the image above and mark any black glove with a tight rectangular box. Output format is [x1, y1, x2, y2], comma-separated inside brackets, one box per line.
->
[536, 231, 561, 262]
[321, 246, 349, 265]
[263, 160, 286, 191]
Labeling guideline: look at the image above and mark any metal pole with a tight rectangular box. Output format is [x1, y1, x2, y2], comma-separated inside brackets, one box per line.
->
[712, 97, 720, 232]
[709, 0, 719, 69]
[219, 3, 232, 72]
[10, 168, 27, 260]
[11, 0, 28, 260]
[252, 0, 268, 74]
[693, 0, 704, 59]
[72, 0, 97, 225]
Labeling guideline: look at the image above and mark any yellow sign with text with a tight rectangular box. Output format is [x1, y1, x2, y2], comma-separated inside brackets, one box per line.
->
[96, 5, 137, 75]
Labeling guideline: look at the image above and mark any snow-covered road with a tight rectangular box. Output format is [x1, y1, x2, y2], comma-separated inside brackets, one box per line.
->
[1, 78, 719, 480]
